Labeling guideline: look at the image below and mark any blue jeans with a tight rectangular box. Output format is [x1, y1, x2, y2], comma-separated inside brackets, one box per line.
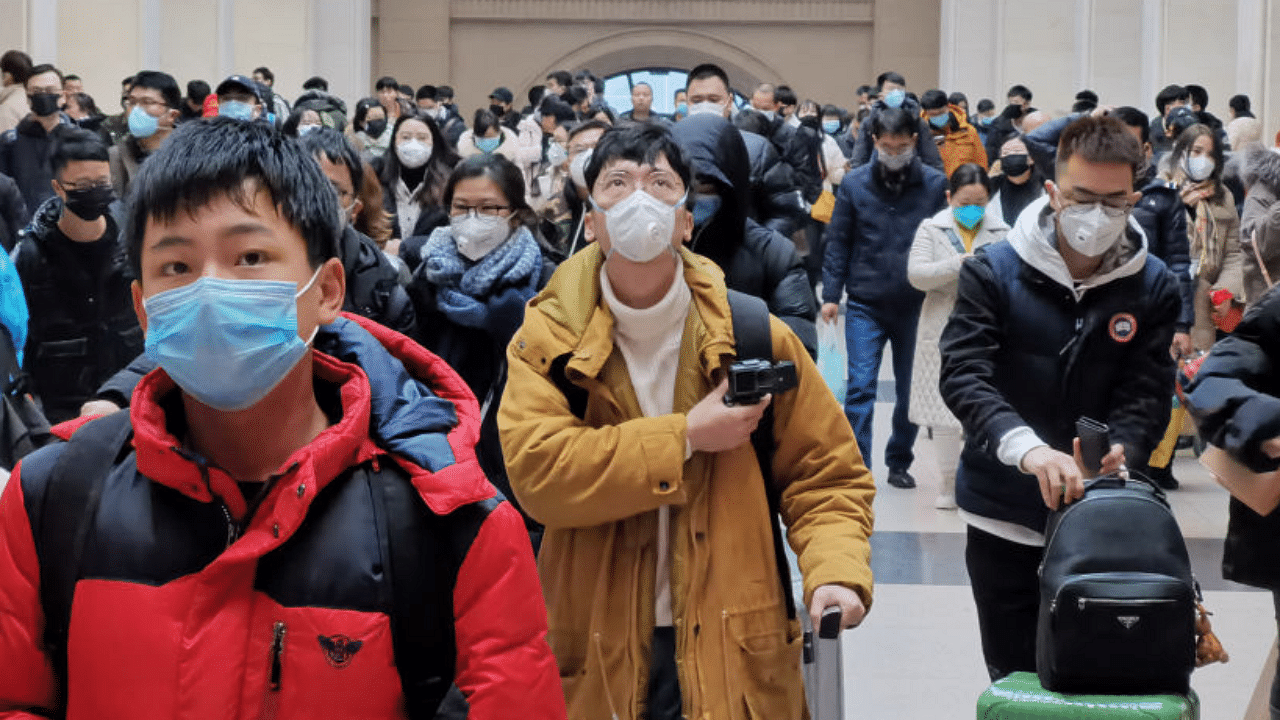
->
[843, 299, 919, 473]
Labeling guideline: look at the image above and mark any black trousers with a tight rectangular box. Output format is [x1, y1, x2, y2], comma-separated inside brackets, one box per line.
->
[965, 525, 1044, 681]
[647, 626, 681, 720]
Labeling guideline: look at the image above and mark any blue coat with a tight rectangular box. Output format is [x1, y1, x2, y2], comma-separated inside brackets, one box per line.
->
[821, 154, 947, 309]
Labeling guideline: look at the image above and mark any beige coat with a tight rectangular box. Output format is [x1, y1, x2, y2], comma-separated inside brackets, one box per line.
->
[0, 85, 27, 135]
[907, 207, 1009, 429]
[500, 246, 876, 720]
[1186, 189, 1244, 350]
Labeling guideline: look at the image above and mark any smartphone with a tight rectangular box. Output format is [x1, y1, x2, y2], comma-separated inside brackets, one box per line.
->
[1076, 417, 1111, 477]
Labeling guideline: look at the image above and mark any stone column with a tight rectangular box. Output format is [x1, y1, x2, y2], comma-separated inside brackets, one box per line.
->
[311, 0, 371, 107]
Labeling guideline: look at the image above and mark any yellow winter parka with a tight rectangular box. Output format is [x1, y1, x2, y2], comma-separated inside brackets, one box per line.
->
[498, 245, 876, 720]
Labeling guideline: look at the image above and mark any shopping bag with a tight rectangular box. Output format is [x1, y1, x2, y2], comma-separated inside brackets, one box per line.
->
[818, 320, 845, 403]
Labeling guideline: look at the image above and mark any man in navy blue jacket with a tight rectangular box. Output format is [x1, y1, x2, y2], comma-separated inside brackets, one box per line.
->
[821, 107, 947, 488]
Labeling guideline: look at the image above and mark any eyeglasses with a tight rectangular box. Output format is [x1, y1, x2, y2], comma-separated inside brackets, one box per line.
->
[28, 85, 62, 96]
[450, 203, 511, 218]
[330, 183, 356, 205]
[1059, 191, 1133, 212]
[592, 168, 686, 205]
[58, 180, 112, 193]
[125, 96, 167, 112]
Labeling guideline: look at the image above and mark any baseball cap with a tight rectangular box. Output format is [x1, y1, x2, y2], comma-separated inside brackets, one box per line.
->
[489, 87, 514, 104]
[215, 75, 265, 104]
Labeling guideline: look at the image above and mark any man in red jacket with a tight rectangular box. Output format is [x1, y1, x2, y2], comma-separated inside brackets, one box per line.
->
[0, 117, 565, 720]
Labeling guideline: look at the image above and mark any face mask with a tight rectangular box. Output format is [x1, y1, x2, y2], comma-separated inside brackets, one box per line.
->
[980, 115, 994, 127]
[475, 136, 502, 154]
[692, 194, 721, 226]
[675, 103, 688, 116]
[143, 268, 321, 411]
[29, 92, 61, 117]
[546, 142, 568, 167]
[1057, 201, 1130, 257]
[952, 204, 985, 230]
[1185, 155, 1215, 182]
[822, 120, 841, 135]
[688, 101, 726, 117]
[928, 112, 950, 129]
[451, 214, 512, 261]
[761, 110, 776, 121]
[883, 89, 906, 109]
[488, 104, 506, 117]
[397, 139, 431, 169]
[219, 100, 254, 121]
[63, 184, 116, 221]
[298, 123, 320, 136]
[591, 189, 686, 263]
[363, 119, 387, 138]
[1001, 154, 1030, 177]
[878, 147, 914, 172]
[128, 105, 160, 139]
[569, 148, 593, 189]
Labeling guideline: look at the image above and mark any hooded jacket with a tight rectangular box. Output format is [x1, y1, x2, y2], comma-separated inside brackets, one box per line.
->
[0, 313, 565, 719]
[926, 104, 988, 178]
[13, 196, 142, 424]
[498, 244, 875, 720]
[849, 96, 946, 172]
[671, 115, 818, 354]
[739, 129, 806, 236]
[0, 171, 26, 251]
[1240, 145, 1280, 305]
[939, 196, 1180, 535]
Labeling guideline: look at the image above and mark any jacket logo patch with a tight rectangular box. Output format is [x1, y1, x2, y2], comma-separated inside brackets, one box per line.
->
[1117, 615, 1140, 630]
[1108, 313, 1137, 343]
[318, 634, 364, 668]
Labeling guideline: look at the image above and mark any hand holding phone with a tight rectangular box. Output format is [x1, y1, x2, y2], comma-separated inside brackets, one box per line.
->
[1075, 417, 1110, 477]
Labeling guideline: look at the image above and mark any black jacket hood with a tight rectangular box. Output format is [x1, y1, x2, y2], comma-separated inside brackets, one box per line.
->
[670, 114, 751, 270]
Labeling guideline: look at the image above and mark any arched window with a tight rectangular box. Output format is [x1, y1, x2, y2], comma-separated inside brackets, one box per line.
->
[602, 68, 748, 115]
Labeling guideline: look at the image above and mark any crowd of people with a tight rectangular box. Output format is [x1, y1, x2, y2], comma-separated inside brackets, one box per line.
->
[0, 43, 1277, 720]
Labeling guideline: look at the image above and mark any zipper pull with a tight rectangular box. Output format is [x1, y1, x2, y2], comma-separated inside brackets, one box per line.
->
[221, 505, 239, 548]
[269, 621, 286, 691]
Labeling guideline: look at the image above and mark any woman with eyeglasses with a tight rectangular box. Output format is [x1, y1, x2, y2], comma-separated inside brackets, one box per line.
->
[407, 153, 553, 549]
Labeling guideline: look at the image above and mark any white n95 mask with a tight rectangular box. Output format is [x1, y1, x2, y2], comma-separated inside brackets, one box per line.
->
[591, 189, 686, 263]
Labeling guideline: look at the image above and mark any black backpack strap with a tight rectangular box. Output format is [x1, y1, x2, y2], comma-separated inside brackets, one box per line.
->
[725, 290, 797, 621]
[36, 410, 134, 711]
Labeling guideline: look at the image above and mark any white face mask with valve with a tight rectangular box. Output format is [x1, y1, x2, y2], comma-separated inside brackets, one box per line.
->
[1057, 202, 1130, 257]
[591, 189, 686, 263]
[451, 214, 512, 261]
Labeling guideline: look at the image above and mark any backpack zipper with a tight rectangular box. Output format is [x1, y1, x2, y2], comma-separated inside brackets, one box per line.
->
[1076, 597, 1178, 612]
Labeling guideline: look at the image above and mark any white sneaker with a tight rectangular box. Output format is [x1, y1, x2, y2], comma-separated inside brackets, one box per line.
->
[934, 493, 957, 510]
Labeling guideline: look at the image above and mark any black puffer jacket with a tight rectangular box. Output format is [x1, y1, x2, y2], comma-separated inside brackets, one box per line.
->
[671, 114, 818, 355]
[849, 97, 945, 172]
[13, 197, 143, 423]
[1133, 172, 1195, 331]
[740, 129, 806, 236]
[1184, 287, 1280, 588]
[0, 116, 73, 215]
[338, 224, 417, 338]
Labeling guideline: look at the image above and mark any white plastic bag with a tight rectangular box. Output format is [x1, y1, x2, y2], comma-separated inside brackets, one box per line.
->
[817, 320, 846, 403]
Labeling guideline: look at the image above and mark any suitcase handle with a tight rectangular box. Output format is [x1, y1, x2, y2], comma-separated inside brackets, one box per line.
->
[818, 605, 842, 640]
[1083, 472, 1167, 501]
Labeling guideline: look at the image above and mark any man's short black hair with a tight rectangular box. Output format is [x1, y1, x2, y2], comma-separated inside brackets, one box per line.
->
[527, 85, 546, 107]
[1155, 84, 1189, 115]
[565, 85, 587, 107]
[732, 109, 771, 136]
[26, 63, 63, 86]
[546, 70, 573, 90]
[397, 84, 413, 97]
[948, 92, 968, 107]
[375, 76, 399, 91]
[416, 84, 437, 101]
[876, 71, 906, 90]
[871, 107, 918, 138]
[63, 73, 81, 83]
[1185, 84, 1208, 110]
[437, 85, 455, 101]
[688, 63, 731, 93]
[125, 117, 340, 280]
[1007, 84, 1033, 103]
[856, 84, 874, 97]
[187, 79, 211, 104]
[1110, 106, 1151, 144]
[253, 66, 274, 84]
[1072, 89, 1099, 114]
[131, 70, 182, 110]
[584, 124, 692, 202]
[299, 127, 363, 197]
[592, 77, 605, 95]
[1230, 94, 1252, 116]
[303, 76, 328, 91]
[51, 127, 109, 176]
[539, 95, 576, 125]
[976, 98, 995, 113]
[775, 85, 797, 108]
[919, 89, 948, 111]
[0, 50, 33, 85]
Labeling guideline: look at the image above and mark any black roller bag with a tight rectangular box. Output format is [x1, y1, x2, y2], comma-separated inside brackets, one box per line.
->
[1036, 474, 1197, 695]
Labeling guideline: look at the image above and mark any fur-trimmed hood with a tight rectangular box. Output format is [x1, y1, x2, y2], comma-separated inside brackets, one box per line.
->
[1243, 144, 1280, 194]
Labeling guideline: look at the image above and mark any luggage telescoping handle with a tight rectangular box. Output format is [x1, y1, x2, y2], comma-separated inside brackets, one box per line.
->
[812, 605, 844, 720]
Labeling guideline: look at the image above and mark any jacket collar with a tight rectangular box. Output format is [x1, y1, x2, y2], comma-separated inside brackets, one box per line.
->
[1006, 195, 1149, 298]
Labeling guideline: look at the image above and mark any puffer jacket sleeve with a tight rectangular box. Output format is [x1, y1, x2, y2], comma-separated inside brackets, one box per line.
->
[452, 500, 567, 719]
[1160, 195, 1196, 330]
[498, 322, 690, 529]
[0, 463, 60, 717]
[939, 254, 1034, 451]
[1022, 114, 1078, 178]
[768, 318, 875, 609]
[820, 174, 857, 305]
[907, 221, 962, 292]
[1185, 287, 1280, 473]
[744, 221, 818, 357]
[90, 353, 157, 410]
[1104, 264, 1180, 460]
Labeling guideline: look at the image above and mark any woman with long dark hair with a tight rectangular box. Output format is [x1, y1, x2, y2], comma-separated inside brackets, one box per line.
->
[379, 112, 460, 269]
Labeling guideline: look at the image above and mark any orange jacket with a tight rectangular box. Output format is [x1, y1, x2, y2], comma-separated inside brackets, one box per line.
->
[925, 104, 988, 178]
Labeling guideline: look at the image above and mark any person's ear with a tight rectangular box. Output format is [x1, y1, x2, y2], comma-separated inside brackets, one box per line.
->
[677, 205, 694, 245]
[945, 189, 952, 205]
[163, 108, 179, 128]
[50, 177, 65, 202]
[131, 280, 148, 334]
[1126, 190, 1142, 206]
[583, 208, 600, 245]
[314, 257, 346, 326]
[350, 197, 364, 224]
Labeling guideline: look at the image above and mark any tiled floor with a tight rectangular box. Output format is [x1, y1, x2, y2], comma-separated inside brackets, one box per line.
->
[826, 344, 1275, 720]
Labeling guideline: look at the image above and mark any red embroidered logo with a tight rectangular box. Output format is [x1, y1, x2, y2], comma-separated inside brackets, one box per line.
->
[318, 634, 364, 669]
[1108, 313, 1137, 343]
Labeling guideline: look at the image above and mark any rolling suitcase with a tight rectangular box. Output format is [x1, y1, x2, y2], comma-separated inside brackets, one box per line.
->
[977, 671, 1199, 719]
[802, 606, 844, 720]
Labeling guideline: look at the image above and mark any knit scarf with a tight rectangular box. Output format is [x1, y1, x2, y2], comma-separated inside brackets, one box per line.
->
[422, 224, 542, 328]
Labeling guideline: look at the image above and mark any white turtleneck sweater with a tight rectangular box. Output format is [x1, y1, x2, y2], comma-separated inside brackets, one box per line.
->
[600, 260, 692, 628]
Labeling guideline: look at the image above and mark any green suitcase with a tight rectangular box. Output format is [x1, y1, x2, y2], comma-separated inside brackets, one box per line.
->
[977, 672, 1199, 719]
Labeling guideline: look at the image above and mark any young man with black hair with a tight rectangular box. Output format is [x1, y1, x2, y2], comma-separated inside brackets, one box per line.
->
[12, 127, 138, 423]
[374, 75, 402, 125]
[1150, 84, 1191, 155]
[215, 74, 266, 122]
[0, 64, 74, 214]
[618, 81, 668, 126]
[500, 122, 874, 720]
[544, 70, 572, 100]
[0, 117, 564, 718]
[252, 65, 291, 123]
[822, 106, 947, 490]
[109, 70, 181, 198]
[849, 71, 945, 171]
[940, 115, 1180, 681]
[181, 79, 210, 121]
[435, 85, 466, 147]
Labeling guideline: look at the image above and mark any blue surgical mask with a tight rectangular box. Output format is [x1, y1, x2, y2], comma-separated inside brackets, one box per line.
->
[298, 123, 320, 136]
[952, 204, 986, 230]
[128, 105, 159, 139]
[928, 113, 950, 129]
[143, 269, 322, 411]
[475, 136, 502, 154]
[822, 120, 840, 135]
[676, 103, 688, 116]
[692, 194, 722, 226]
[219, 100, 254, 121]
[980, 115, 994, 127]
[884, 89, 906, 109]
